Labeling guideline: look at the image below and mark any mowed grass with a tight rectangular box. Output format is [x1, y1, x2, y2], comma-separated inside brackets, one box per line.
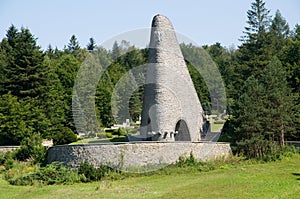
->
[0, 155, 299, 199]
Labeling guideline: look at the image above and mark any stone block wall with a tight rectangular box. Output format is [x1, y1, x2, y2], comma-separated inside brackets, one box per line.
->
[0, 146, 19, 152]
[47, 142, 231, 170]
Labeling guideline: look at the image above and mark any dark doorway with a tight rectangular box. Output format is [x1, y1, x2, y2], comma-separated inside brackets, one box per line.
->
[175, 120, 191, 141]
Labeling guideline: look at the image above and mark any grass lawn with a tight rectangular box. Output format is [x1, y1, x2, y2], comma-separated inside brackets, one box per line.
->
[0, 155, 299, 199]
[210, 122, 224, 133]
[70, 136, 126, 145]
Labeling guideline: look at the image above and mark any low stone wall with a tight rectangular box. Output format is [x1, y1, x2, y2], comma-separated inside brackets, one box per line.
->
[286, 141, 300, 149]
[47, 142, 231, 171]
[0, 146, 19, 152]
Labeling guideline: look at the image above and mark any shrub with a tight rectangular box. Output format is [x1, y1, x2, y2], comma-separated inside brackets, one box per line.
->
[4, 157, 14, 170]
[15, 133, 46, 164]
[261, 144, 298, 162]
[105, 132, 113, 138]
[118, 128, 127, 136]
[78, 161, 112, 182]
[6, 162, 82, 186]
[176, 152, 198, 167]
[36, 162, 82, 185]
[53, 127, 77, 145]
[0, 151, 7, 165]
[174, 152, 244, 172]
[97, 132, 107, 139]
[112, 129, 119, 136]
[0, 154, 15, 172]
[111, 128, 127, 137]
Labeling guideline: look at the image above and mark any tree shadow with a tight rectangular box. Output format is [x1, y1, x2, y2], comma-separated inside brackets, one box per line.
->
[292, 173, 300, 180]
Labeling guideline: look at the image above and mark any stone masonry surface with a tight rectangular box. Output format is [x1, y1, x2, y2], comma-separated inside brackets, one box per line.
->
[140, 15, 204, 141]
[47, 142, 231, 170]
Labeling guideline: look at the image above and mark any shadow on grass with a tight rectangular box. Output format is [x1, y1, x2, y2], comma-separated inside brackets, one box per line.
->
[291, 173, 300, 180]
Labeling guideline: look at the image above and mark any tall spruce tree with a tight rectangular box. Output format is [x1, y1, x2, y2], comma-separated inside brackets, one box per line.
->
[87, 37, 96, 51]
[260, 57, 297, 146]
[242, 0, 271, 43]
[235, 0, 272, 94]
[0, 26, 46, 99]
[66, 34, 80, 53]
[269, 10, 290, 52]
[228, 57, 298, 158]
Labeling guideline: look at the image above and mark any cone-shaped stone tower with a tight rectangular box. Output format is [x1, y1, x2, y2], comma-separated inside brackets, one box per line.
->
[140, 15, 204, 142]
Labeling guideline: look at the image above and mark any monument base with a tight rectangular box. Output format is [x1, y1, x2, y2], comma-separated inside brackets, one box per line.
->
[47, 142, 231, 172]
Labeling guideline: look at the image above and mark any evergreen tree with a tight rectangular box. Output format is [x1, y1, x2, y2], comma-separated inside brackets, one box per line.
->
[111, 41, 120, 60]
[0, 93, 32, 145]
[235, 0, 272, 94]
[87, 37, 96, 51]
[259, 57, 297, 146]
[281, 25, 300, 94]
[55, 53, 82, 131]
[269, 10, 290, 52]
[66, 34, 80, 53]
[42, 55, 67, 139]
[6, 25, 18, 47]
[0, 26, 46, 99]
[241, 0, 271, 43]
[227, 57, 298, 158]
[96, 71, 115, 127]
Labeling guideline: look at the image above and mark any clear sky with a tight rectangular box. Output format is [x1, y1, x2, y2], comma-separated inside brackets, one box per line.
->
[1, 0, 299, 50]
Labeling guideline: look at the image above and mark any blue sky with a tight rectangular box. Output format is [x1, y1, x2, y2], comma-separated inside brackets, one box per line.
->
[1, 0, 299, 49]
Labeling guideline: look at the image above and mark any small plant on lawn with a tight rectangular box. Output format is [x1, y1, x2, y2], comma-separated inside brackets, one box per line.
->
[78, 161, 113, 182]
[0, 151, 15, 171]
[15, 133, 46, 164]
[5, 162, 83, 186]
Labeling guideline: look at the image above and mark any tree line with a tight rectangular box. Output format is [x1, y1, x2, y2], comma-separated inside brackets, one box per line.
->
[0, 0, 299, 159]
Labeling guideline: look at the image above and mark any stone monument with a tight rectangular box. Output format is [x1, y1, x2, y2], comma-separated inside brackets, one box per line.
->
[140, 14, 205, 142]
[47, 15, 232, 170]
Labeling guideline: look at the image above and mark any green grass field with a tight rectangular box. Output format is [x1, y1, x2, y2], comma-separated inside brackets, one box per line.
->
[0, 155, 299, 199]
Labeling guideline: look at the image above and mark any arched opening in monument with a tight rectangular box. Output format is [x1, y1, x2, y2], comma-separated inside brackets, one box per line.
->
[174, 120, 191, 141]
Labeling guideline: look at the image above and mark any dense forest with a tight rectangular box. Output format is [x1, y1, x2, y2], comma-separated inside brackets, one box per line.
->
[0, 0, 299, 159]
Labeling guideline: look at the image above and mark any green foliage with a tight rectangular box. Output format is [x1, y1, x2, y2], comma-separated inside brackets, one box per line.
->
[0, 2, 299, 160]
[5, 162, 82, 186]
[260, 145, 298, 162]
[226, 57, 298, 159]
[242, 0, 271, 42]
[0, 93, 31, 145]
[1, 155, 299, 198]
[52, 127, 77, 146]
[66, 35, 80, 54]
[110, 128, 127, 137]
[105, 132, 113, 138]
[0, 26, 46, 99]
[0, 151, 15, 171]
[15, 133, 46, 164]
[86, 37, 96, 51]
[176, 152, 198, 167]
[4, 158, 14, 171]
[78, 161, 112, 182]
